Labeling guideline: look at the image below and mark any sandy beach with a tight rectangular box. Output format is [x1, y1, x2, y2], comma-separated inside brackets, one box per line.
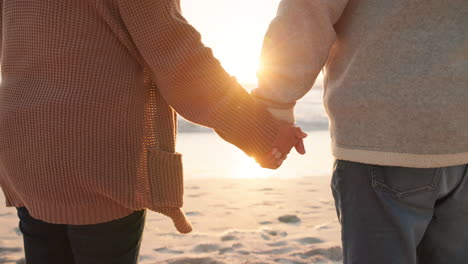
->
[0, 175, 342, 264]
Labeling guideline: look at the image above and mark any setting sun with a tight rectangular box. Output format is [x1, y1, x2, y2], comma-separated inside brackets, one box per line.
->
[217, 47, 261, 86]
[181, 0, 281, 84]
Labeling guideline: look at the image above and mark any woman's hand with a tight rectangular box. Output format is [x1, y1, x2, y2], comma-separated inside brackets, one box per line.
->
[255, 122, 307, 169]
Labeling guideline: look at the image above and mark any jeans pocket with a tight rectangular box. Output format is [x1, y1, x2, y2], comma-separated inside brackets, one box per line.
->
[370, 165, 441, 198]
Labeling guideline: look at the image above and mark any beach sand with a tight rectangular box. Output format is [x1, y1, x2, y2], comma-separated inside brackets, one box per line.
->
[0, 176, 342, 264]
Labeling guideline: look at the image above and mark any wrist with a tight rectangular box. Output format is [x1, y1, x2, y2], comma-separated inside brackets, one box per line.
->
[267, 107, 295, 123]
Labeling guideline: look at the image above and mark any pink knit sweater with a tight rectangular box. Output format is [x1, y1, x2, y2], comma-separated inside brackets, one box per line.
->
[0, 0, 280, 233]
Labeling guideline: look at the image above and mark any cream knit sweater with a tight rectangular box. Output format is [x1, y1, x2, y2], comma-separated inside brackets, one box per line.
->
[253, 0, 468, 168]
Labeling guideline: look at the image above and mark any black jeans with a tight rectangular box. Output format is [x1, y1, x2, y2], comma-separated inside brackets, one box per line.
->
[331, 160, 468, 264]
[16, 207, 146, 264]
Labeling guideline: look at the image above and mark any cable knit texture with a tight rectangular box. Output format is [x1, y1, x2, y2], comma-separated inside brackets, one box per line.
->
[0, 0, 281, 233]
[253, 0, 468, 168]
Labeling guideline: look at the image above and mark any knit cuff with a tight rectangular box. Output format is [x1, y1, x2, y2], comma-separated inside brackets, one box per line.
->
[266, 107, 295, 123]
[212, 82, 281, 158]
[251, 91, 297, 109]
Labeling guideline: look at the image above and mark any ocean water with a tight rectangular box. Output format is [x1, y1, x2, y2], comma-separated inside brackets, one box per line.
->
[178, 83, 335, 179]
[178, 130, 333, 179]
[178, 83, 329, 133]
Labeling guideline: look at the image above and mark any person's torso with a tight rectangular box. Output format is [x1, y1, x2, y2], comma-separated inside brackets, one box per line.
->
[324, 0, 468, 155]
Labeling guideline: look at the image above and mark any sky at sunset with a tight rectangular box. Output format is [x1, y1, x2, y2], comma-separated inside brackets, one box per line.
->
[181, 0, 281, 85]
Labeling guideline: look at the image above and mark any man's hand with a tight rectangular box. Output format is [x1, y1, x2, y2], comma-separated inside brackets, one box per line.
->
[255, 122, 307, 169]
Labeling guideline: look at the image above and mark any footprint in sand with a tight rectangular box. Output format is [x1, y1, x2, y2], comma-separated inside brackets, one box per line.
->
[260, 229, 288, 241]
[220, 234, 236, 241]
[309, 255, 333, 263]
[295, 237, 323, 245]
[0, 212, 13, 217]
[314, 223, 332, 230]
[262, 229, 287, 237]
[138, 255, 154, 262]
[139, 255, 154, 261]
[218, 247, 234, 255]
[0, 247, 22, 254]
[185, 211, 201, 216]
[164, 257, 226, 264]
[292, 246, 343, 261]
[267, 241, 289, 247]
[320, 200, 333, 205]
[255, 247, 296, 255]
[192, 244, 221, 253]
[278, 215, 301, 224]
[274, 259, 306, 264]
[232, 243, 243, 249]
[154, 247, 184, 254]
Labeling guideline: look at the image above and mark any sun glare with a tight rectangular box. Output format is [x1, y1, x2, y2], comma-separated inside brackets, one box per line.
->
[182, 0, 281, 85]
[219, 47, 261, 85]
[178, 0, 286, 179]
[229, 150, 277, 179]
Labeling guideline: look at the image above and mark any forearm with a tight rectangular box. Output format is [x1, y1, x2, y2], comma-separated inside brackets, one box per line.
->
[118, 0, 281, 156]
[252, 0, 349, 115]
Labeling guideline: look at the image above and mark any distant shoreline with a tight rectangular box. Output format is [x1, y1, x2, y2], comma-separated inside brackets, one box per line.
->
[177, 118, 330, 133]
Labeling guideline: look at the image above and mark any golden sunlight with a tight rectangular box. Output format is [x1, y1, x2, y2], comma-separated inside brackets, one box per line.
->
[229, 150, 277, 179]
[182, 0, 281, 85]
[218, 43, 261, 85]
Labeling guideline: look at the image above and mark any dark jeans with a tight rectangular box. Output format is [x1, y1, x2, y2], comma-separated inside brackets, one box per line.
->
[331, 160, 468, 264]
[16, 207, 146, 264]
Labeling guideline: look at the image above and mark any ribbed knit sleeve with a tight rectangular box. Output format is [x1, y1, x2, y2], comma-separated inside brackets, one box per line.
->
[252, 0, 349, 109]
[0, 0, 3, 60]
[117, 0, 280, 157]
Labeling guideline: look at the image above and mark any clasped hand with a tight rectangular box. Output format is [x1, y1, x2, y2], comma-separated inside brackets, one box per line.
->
[255, 121, 307, 169]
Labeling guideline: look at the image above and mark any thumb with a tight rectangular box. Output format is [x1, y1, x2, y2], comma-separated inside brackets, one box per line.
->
[294, 139, 306, 155]
[294, 127, 308, 139]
